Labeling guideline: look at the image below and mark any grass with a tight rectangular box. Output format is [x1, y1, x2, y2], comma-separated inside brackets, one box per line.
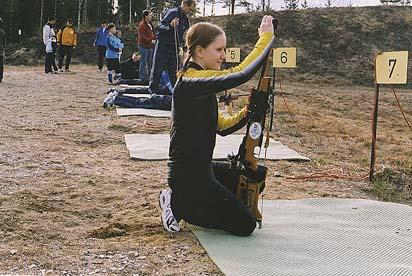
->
[371, 168, 411, 202]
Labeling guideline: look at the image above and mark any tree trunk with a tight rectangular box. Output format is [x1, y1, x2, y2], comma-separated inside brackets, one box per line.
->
[129, 0, 132, 25]
[83, 0, 88, 26]
[40, 0, 44, 34]
[10, 0, 14, 42]
[78, 0, 83, 27]
[97, 0, 101, 23]
[261, 0, 265, 11]
[203, 0, 206, 17]
[231, 0, 235, 14]
[267, 0, 270, 10]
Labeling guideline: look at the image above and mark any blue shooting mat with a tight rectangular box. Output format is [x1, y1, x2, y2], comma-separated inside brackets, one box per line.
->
[191, 198, 412, 276]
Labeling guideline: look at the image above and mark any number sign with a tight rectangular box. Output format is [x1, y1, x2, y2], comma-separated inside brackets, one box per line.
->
[225, 48, 241, 63]
[273, 48, 297, 68]
[375, 51, 408, 84]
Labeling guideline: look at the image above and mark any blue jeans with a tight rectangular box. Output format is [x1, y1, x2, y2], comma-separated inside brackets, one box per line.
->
[114, 94, 171, 110]
[139, 46, 153, 82]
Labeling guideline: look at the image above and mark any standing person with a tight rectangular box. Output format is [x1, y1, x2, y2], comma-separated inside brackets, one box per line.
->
[105, 23, 123, 83]
[159, 17, 275, 236]
[149, 0, 195, 93]
[94, 20, 109, 72]
[51, 25, 59, 72]
[137, 10, 156, 84]
[42, 16, 57, 74]
[0, 18, 5, 82]
[57, 18, 77, 72]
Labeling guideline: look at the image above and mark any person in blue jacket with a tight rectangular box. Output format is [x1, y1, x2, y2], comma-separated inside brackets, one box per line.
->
[94, 20, 109, 72]
[105, 23, 124, 83]
[148, 0, 195, 93]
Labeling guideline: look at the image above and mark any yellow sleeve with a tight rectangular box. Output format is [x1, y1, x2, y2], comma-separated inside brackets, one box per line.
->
[180, 32, 275, 97]
[218, 107, 247, 131]
[217, 107, 249, 136]
[74, 32, 77, 46]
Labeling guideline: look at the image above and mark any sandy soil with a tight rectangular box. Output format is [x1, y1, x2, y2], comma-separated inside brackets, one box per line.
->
[0, 65, 411, 275]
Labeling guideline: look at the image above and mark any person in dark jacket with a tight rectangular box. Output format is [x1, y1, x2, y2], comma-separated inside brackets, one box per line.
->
[159, 17, 275, 236]
[148, 0, 195, 93]
[120, 52, 140, 79]
[0, 18, 5, 82]
[94, 20, 109, 72]
[137, 10, 156, 83]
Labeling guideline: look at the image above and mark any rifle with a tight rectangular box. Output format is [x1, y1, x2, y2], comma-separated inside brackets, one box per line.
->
[229, 19, 277, 228]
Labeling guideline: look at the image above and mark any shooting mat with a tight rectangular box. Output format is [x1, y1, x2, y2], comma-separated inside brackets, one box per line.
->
[119, 84, 148, 88]
[191, 198, 412, 276]
[116, 108, 171, 117]
[124, 134, 309, 161]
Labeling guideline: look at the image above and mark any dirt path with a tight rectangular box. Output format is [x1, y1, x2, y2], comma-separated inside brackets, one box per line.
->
[0, 65, 410, 275]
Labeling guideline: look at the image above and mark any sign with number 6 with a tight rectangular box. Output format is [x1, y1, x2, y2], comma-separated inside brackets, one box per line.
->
[225, 48, 241, 63]
[375, 51, 408, 84]
[273, 48, 297, 68]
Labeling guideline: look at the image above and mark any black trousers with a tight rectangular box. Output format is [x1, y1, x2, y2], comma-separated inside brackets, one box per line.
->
[97, 46, 106, 70]
[107, 58, 120, 73]
[169, 162, 256, 236]
[0, 55, 3, 81]
[45, 51, 54, 73]
[58, 45, 73, 70]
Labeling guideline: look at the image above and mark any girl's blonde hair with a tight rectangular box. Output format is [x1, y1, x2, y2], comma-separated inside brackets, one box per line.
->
[177, 22, 225, 78]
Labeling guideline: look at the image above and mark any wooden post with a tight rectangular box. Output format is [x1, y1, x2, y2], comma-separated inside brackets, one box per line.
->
[369, 82, 380, 182]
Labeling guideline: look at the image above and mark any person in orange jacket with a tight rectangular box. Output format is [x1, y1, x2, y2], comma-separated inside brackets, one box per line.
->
[57, 18, 77, 72]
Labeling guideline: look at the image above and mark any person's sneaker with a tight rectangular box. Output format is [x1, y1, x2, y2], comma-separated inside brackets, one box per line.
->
[65, 68, 71, 72]
[103, 91, 118, 109]
[97, 68, 102, 72]
[159, 189, 180, 233]
[58, 68, 64, 73]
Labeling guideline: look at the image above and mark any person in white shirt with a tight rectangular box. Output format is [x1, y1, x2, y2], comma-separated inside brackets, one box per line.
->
[42, 16, 58, 74]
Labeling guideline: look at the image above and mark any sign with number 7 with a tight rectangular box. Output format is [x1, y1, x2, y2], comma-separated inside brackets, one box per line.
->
[375, 51, 408, 84]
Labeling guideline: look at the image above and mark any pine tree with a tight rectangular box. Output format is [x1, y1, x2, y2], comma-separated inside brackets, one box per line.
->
[283, 0, 299, 10]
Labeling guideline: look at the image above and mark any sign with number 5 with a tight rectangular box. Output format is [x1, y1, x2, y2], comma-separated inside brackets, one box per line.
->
[273, 48, 297, 68]
[225, 48, 241, 63]
[375, 51, 408, 84]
